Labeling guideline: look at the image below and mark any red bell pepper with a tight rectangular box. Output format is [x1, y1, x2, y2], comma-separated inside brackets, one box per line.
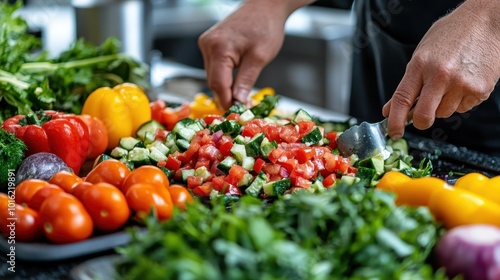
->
[2, 110, 90, 175]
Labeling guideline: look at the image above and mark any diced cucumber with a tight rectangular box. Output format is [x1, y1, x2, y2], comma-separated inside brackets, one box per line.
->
[357, 153, 385, 175]
[245, 172, 268, 197]
[245, 133, 265, 157]
[217, 156, 238, 173]
[230, 143, 247, 163]
[119, 137, 141, 151]
[263, 178, 291, 196]
[128, 147, 151, 167]
[260, 140, 278, 158]
[336, 175, 360, 186]
[239, 109, 255, 123]
[194, 166, 212, 182]
[238, 173, 254, 187]
[181, 169, 195, 182]
[355, 167, 376, 184]
[143, 131, 156, 145]
[148, 141, 170, 155]
[173, 118, 198, 141]
[301, 127, 323, 146]
[164, 132, 177, 148]
[136, 120, 164, 141]
[211, 120, 241, 137]
[233, 135, 250, 145]
[110, 147, 128, 158]
[149, 147, 168, 163]
[292, 109, 313, 123]
[388, 138, 409, 154]
[241, 156, 255, 171]
[224, 103, 247, 116]
[186, 120, 204, 132]
[176, 138, 191, 151]
[309, 180, 326, 194]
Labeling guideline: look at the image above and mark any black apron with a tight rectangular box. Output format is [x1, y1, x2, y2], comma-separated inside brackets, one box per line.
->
[349, 0, 500, 155]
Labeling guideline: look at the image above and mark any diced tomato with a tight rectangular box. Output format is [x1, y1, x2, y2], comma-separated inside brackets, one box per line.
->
[324, 153, 339, 173]
[347, 166, 358, 174]
[262, 163, 281, 175]
[225, 174, 239, 186]
[279, 125, 300, 143]
[218, 140, 233, 157]
[195, 157, 211, 170]
[337, 157, 350, 174]
[225, 113, 240, 121]
[279, 158, 297, 173]
[165, 154, 182, 170]
[173, 168, 184, 182]
[161, 107, 180, 131]
[241, 123, 261, 138]
[297, 121, 315, 136]
[187, 175, 204, 189]
[150, 99, 167, 122]
[225, 184, 242, 196]
[192, 182, 212, 197]
[154, 129, 169, 142]
[262, 124, 281, 143]
[253, 158, 266, 174]
[211, 176, 226, 192]
[295, 177, 312, 189]
[198, 144, 222, 161]
[228, 165, 248, 181]
[268, 147, 284, 164]
[323, 173, 336, 188]
[176, 103, 191, 119]
[204, 114, 224, 125]
[325, 131, 338, 149]
[181, 142, 200, 163]
[296, 147, 314, 164]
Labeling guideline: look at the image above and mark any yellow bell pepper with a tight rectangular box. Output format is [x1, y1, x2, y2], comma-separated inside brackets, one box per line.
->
[82, 83, 151, 149]
[189, 93, 225, 119]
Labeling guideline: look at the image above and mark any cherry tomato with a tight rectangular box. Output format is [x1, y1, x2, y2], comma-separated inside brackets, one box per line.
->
[85, 159, 131, 188]
[39, 193, 94, 244]
[28, 184, 64, 211]
[49, 170, 83, 193]
[169, 184, 194, 211]
[121, 165, 172, 206]
[80, 182, 130, 232]
[71, 181, 93, 201]
[125, 183, 173, 221]
[15, 179, 49, 207]
[0, 193, 9, 210]
[8, 204, 43, 242]
[78, 115, 109, 159]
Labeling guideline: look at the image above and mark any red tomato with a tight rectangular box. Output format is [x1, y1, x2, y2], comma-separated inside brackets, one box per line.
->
[262, 124, 280, 142]
[253, 158, 266, 174]
[225, 183, 242, 196]
[187, 176, 204, 189]
[241, 123, 261, 138]
[125, 183, 173, 221]
[121, 165, 170, 195]
[198, 144, 222, 161]
[297, 121, 315, 136]
[85, 159, 131, 188]
[39, 193, 94, 244]
[192, 182, 212, 197]
[323, 173, 337, 188]
[325, 131, 338, 149]
[279, 125, 300, 143]
[72, 181, 93, 200]
[204, 114, 224, 125]
[164, 154, 182, 170]
[161, 107, 179, 131]
[228, 165, 248, 182]
[80, 182, 130, 232]
[218, 140, 233, 157]
[225, 113, 240, 121]
[78, 115, 109, 159]
[169, 184, 194, 210]
[150, 99, 167, 123]
[49, 170, 83, 193]
[14, 179, 48, 207]
[28, 184, 65, 211]
[0, 204, 43, 242]
[211, 176, 226, 192]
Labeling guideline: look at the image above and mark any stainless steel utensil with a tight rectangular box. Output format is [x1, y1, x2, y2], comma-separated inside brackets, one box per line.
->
[337, 111, 414, 160]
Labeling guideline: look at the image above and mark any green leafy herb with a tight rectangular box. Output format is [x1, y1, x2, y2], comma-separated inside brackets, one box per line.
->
[250, 95, 280, 118]
[0, 1, 149, 122]
[0, 129, 26, 189]
[116, 184, 446, 280]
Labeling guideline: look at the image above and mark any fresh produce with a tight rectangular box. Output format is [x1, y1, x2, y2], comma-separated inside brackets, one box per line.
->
[48, 170, 83, 193]
[125, 183, 174, 222]
[0, 201, 43, 242]
[27, 184, 64, 211]
[77, 115, 109, 159]
[2, 110, 90, 174]
[79, 182, 130, 232]
[434, 224, 500, 280]
[169, 184, 194, 210]
[15, 152, 71, 185]
[377, 171, 500, 229]
[84, 159, 131, 188]
[455, 172, 500, 205]
[0, 1, 149, 122]
[39, 192, 94, 244]
[15, 179, 49, 207]
[150, 99, 191, 131]
[0, 128, 26, 189]
[116, 183, 445, 279]
[81, 83, 152, 149]
[189, 93, 225, 119]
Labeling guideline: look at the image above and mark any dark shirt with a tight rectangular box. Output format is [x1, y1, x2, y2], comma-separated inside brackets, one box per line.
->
[349, 0, 500, 155]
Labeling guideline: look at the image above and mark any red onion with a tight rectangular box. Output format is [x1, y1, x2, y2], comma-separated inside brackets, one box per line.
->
[212, 130, 223, 143]
[435, 224, 500, 280]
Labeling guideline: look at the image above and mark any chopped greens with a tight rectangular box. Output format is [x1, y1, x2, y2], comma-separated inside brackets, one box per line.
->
[116, 183, 446, 279]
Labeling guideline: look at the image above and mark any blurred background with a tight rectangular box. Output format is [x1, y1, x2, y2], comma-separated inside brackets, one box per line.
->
[16, 0, 356, 114]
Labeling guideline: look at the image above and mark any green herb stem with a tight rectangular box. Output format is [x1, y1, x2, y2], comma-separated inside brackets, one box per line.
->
[20, 53, 130, 73]
[0, 75, 30, 89]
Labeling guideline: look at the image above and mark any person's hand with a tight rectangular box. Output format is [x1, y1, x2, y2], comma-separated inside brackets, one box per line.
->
[382, 0, 500, 139]
[198, 0, 313, 109]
